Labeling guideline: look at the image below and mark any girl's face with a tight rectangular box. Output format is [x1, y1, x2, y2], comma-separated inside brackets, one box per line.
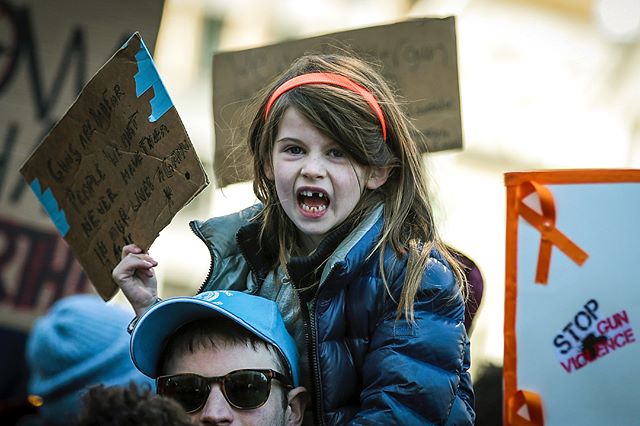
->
[267, 107, 388, 253]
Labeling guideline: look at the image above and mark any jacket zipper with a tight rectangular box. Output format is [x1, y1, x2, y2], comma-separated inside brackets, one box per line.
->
[294, 286, 321, 426]
[309, 300, 324, 426]
[189, 221, 215, 295]
[298, 264, 340, 426]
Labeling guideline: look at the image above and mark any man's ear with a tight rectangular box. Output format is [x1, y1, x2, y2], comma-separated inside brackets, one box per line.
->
[365, 166, 390, 190]
[285, 386, 308, 426]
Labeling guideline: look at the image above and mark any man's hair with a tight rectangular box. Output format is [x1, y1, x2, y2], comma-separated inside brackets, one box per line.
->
[158, 317, 291, 408]
[77, 382, 192, 426]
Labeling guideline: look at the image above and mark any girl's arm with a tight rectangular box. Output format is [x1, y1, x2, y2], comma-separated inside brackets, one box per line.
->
[111, 244, 159, 318]
[352, 259, 475, 425]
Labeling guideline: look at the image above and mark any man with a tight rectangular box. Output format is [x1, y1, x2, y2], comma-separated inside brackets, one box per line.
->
[130, 290, 307, 425]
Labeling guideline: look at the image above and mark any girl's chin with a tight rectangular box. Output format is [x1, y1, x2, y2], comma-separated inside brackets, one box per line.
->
[296, 222, 332, 238]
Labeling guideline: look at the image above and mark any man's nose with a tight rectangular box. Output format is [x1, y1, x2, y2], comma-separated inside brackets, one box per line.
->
[197, 385, 234, 425]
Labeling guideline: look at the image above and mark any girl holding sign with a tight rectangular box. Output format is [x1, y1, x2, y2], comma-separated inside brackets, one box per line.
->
[113, 54, 475, 425]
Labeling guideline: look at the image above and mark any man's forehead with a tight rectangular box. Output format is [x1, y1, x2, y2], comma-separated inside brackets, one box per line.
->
[166, 339, 283, 375]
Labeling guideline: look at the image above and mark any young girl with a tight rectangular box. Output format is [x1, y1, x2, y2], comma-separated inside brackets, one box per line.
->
[114, 54, 475, 425]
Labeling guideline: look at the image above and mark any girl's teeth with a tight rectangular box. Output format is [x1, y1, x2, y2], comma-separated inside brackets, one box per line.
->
[301, 204, 327, 213]
[298, 190, 328, 212]
[300, 190, 325, 198]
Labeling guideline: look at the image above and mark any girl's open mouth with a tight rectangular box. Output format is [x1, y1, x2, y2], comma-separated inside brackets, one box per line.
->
[298, 190, 329, 213]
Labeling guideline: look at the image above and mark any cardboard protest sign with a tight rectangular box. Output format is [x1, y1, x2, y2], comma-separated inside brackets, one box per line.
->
[20, 33, 209, 300]
[1, 0, 163, 321]
[212, 17, 462, 186]
[504, 170, 640, 425]
[1, 0, 164, 401]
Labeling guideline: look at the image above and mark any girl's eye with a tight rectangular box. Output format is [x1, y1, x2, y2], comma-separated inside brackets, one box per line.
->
[284, 146, 303, 155]
[328, 148, 345, 158]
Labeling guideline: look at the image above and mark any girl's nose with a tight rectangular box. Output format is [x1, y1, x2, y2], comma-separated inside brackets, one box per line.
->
[300, 158, 326, 179]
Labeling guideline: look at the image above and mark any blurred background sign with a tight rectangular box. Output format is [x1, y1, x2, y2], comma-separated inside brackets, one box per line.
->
[211, 17, 462, 187]
[0, 0, 164, 400]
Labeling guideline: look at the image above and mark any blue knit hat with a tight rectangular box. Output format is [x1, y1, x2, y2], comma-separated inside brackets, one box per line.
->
[130, 290, 300, 386]
[26, 294, 154, 425]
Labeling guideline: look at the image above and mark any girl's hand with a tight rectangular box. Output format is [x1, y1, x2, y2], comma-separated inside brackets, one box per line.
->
[112, 244, 159, 318]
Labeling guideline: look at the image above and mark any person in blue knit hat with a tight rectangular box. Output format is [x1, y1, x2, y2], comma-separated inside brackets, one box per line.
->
[25, 294, 153, 425]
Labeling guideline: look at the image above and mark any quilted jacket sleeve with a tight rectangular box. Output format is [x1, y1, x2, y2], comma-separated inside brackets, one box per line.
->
[349, 255, 475, 425]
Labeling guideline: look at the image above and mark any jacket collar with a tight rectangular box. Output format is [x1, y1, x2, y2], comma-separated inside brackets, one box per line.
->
[236, 221, 273, 283]
[198, 203, 385, 287]
[319, 205, 384, 284]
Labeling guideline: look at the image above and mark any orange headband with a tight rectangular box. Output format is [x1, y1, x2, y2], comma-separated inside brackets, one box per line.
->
[264, 72, 387, 141]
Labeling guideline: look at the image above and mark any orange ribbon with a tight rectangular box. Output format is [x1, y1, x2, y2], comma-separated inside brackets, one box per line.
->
[518, 181, 588, 284]
[508, 390, 544, 426]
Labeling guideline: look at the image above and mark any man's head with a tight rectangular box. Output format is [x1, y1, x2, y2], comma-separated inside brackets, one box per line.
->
[130, 291, 307, 425]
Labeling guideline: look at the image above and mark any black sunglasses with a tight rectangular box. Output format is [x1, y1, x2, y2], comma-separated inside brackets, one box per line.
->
[157, 369, 293, 412]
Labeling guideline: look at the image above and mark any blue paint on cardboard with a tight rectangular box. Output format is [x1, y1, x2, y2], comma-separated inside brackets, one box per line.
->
[30, 179, 70, 237]
[132, 35, 173, 122]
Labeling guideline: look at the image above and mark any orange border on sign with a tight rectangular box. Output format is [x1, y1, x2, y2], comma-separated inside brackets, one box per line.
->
[503, 169, 640, 425]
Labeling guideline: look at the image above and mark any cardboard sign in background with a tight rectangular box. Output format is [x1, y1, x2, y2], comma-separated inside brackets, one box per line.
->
[212, 17, 462, 186]
[504, 170, 640, 425]
[21, 33, 209, 300]
[0, 0, 164, 401]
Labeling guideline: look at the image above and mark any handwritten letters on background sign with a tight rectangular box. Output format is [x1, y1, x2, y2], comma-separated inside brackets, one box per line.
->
[20, 33, 209, 300]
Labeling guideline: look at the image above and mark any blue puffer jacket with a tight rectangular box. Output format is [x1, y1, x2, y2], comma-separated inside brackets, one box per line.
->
[190, 205, 474, 425]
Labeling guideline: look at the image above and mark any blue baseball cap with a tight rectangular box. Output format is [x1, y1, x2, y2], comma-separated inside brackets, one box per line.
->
[130, 290, 300, 386]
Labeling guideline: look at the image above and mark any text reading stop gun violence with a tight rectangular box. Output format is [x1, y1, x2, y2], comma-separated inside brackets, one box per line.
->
[553, 299, 636, 373]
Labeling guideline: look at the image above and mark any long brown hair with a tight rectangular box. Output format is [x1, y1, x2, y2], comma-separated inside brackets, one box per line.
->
[248, 54, 466, 321]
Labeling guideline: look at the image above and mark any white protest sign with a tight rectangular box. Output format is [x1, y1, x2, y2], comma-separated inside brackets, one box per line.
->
[504, 170, 640, 425]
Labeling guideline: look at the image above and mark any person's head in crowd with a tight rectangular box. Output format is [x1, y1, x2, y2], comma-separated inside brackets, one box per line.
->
[25, 294, 153, 425]
[130, 290, 308, 425]
[473, 363, 503, 426]
[77, 382, 192, 426]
